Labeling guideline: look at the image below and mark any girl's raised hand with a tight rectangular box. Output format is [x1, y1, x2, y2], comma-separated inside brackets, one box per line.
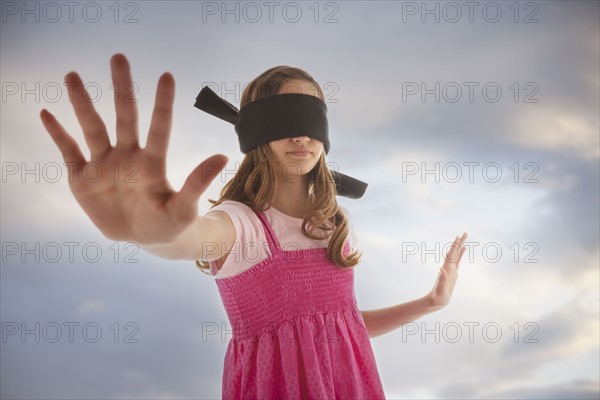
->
[427, 232, 468, 309]
[40, 53, 228, 246]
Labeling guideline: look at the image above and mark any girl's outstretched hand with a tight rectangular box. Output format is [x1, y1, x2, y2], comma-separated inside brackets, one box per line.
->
[40, 53, 228, 246]
[427, 232, 468, 309]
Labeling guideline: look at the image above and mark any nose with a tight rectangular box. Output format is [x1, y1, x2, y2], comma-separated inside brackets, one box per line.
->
[292, 136, 310, 143]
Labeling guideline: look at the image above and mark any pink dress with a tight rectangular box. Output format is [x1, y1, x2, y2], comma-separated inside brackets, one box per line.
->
[215, 209, 386, 399]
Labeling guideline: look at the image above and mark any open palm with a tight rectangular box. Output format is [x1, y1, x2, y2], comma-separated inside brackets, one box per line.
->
[428, 232, 468, 309]
[40, 54, 228, 245]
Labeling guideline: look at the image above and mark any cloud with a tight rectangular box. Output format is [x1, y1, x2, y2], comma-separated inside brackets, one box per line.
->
[443, 379, 599, 400]
[2, 1, 598, 399]
[509, 108, 599, 161]
[76, 299, 106, 315]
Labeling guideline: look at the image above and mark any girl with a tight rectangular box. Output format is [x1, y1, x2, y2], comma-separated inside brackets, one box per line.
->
[40, 53, 468, 399]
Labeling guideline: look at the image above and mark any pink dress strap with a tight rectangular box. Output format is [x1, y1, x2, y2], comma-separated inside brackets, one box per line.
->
[255, 209, 282, 255]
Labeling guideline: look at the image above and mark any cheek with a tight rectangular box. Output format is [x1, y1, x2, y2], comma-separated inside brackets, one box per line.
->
[268, 143, 279, 157]
[268, 143, 286, 165]
[269, 140, 285, 153]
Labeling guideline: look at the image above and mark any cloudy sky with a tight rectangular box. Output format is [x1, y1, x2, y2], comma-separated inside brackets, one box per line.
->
[1, 0, 598, 399]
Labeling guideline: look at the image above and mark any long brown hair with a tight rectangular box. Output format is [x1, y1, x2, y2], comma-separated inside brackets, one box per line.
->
[196, 66, 362, 274]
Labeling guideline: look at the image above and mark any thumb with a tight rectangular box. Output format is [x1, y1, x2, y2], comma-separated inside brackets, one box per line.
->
[169, 154, 228, 223]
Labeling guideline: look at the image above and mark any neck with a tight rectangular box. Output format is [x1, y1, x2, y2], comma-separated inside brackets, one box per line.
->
[270, 173, 311, 219]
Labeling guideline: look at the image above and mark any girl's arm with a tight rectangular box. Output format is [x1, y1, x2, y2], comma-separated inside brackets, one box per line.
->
[360, 233, 467, 339]
[139, 212, 235, 261]
[360, 296, 440, 339]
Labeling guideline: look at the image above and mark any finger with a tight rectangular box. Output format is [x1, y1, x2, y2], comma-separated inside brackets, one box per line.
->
[168, 154, 228, 224]
[456, 246, 466, 268]
[446, 236, 460, 263]
[456, 233, 467, 263]
[449, 233, 467, 262]
[111, 54, 139, 149]
[40, 109, 86, 170]
[65, 72, 111, 158]
[459, 232, 468, 246]
[145, 72, 175, 159]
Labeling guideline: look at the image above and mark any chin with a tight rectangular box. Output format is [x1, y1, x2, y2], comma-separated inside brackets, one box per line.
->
[284, 158, 317, 170]
[277, 163, 316, 181]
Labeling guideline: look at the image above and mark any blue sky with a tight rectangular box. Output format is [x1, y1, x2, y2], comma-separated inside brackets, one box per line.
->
[1, 1, 599, 398]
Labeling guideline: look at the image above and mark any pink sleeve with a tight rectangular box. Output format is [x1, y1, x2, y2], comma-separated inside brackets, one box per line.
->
[203, 200, 270, 277]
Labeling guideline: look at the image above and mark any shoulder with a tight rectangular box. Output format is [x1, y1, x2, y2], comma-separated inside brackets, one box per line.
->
[205, 200, 265, 242]
[207, 199, 255, 215]
[203, 200, 269, 277]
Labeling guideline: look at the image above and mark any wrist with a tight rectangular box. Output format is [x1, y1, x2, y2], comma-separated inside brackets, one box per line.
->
[423, 292, 445, 312]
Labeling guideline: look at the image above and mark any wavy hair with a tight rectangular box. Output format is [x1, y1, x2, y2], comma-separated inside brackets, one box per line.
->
[196, 66, 362, 274]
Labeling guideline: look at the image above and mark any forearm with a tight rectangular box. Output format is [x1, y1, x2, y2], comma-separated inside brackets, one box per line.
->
[360, 295, 442, 339]
[137, 217, 203, 260]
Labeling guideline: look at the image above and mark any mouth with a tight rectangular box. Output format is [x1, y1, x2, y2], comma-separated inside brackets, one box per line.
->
[287, 151, 313, 157]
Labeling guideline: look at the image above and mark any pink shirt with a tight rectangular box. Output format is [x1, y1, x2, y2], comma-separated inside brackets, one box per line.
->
[203, 200, 359, 279]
